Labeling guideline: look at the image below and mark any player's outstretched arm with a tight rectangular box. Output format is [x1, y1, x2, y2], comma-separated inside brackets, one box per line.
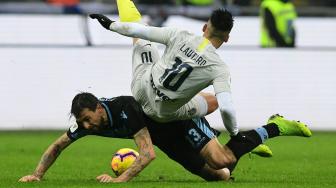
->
[96, 127, 156, 183]
[18, 133, 73, 182]
[90, 14, 173, 45]
[216, 92, 239, 136]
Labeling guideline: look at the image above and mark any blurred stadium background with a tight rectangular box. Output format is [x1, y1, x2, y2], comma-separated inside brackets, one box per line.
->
[1, 1, 336, 187]
[0, 0, 335, 130]
[1, 0, 336, 16]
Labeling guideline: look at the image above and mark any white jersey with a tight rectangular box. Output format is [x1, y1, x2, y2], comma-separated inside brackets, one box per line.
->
[150, 28, 231, 107]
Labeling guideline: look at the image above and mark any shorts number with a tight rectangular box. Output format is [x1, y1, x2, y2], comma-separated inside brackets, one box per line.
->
[141, 51, 153, 64]
[160, 57, 193, 91]
[188, 128, 201, 142]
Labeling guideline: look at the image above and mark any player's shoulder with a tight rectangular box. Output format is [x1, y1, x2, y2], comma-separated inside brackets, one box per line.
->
[166, 27, 194, 38]
[99, 96, 139, 113]
[205, 56, 230, 77]
[103, 96, 141, 110]
[99, 96, 135, 103]
[116, 96, 138, 104]
[205, 50, 226, 65]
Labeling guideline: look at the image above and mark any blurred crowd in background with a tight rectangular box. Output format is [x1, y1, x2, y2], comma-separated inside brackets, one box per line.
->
[0, 0, 335, 47]
[1, 0, 336, 6]
[0, 0, 335, 16]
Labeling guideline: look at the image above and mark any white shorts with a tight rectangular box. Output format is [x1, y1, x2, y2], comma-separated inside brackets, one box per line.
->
[131, 39, 208, 122]
[131, 39, 159, 83]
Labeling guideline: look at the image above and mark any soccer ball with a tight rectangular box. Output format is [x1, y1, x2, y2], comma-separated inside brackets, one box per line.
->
[111, 148, 139, 176]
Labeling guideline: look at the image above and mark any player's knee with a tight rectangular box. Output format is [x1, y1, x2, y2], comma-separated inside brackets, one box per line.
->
[218, 168, 231, 181]
[205, 168, 231, 182]
[199, 166, 231, 182]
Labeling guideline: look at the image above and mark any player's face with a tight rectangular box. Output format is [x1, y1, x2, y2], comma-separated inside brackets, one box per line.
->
[77, 105, 106, 131]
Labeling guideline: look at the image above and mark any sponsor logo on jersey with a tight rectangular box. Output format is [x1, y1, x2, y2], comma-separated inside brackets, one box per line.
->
[150, 74, 171, 101]
[70, 121, 79, 133]
[120, 111, 128, 119]
[99, 97, 116, 102]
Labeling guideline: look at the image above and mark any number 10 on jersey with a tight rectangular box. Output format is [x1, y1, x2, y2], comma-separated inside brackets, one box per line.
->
[159, 57, 193, 91]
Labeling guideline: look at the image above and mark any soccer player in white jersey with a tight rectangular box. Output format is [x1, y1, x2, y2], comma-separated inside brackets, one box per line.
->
[91, 0, 238, 136]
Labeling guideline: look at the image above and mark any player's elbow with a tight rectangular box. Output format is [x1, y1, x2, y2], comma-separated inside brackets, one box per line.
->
[142, 149, 156, 164]
[216, 92, 235, 116]
[219, 107, 234, 120]
[148, 150, 156, 161]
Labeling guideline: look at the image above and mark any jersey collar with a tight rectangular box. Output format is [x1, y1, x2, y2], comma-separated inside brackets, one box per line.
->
[101, 102, 113, 127]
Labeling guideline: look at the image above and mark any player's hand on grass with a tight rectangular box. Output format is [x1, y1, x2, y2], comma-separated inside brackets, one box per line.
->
[96, 174, 115, 183]
[18, 175, 41, 182]
[89, 14, 114, 30]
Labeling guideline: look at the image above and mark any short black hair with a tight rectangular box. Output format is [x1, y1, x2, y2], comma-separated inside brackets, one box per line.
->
[210, 8, 234, 32]
[71, 92, 99, 118]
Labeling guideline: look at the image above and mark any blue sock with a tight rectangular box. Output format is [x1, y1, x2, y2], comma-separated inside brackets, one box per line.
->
[254, 127, 269, 143]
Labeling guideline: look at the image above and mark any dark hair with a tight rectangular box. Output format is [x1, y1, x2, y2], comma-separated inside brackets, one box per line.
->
[210, 9, 234, 33]
[71, 92, 99, 118]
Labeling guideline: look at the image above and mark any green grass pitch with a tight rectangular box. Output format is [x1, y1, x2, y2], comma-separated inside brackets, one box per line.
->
[1, 131, 336, 188]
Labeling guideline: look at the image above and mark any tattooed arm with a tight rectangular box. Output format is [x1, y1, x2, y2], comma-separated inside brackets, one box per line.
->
[96, 127, 156, 183]
[18, 133, 73, 182]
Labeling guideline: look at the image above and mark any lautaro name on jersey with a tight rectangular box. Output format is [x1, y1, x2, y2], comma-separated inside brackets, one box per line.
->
[179, 44, 207, 66]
